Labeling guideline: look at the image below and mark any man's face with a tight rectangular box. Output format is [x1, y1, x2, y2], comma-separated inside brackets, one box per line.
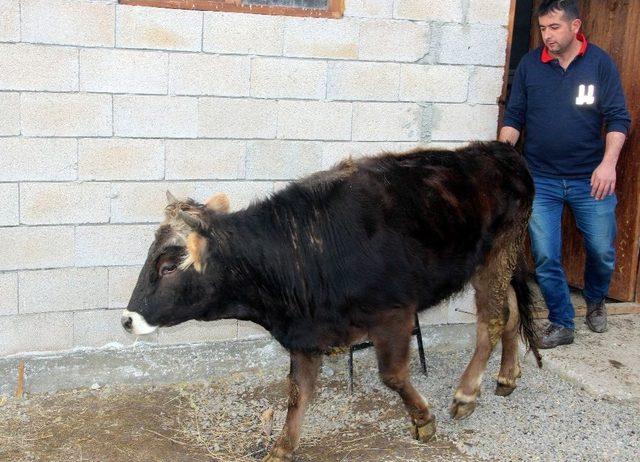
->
[538, 9, 581, 56]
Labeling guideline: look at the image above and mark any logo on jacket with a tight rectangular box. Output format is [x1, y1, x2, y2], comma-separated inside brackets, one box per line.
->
[575, 84, 595, 105]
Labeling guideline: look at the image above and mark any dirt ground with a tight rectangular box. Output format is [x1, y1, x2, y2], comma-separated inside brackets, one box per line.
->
[1, 315, 639, 462]
[0, 376, 470, 462]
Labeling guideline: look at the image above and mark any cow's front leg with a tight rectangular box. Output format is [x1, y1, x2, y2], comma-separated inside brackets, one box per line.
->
[369, 309, 437, 443]
[263, 351, 322, 462]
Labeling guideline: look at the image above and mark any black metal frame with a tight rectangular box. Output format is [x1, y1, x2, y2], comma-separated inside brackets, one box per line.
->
[347, 312, 427, 393]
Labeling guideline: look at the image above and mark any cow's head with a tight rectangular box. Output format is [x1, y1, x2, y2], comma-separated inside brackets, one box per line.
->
[121, 191, 230, 335]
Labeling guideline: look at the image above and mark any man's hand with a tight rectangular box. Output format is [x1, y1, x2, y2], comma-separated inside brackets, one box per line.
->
[498, 126, 520, 146]
[590, 162, 617, 200]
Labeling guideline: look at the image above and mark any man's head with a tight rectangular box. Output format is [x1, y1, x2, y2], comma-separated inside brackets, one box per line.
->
[537, 0, 582, 56]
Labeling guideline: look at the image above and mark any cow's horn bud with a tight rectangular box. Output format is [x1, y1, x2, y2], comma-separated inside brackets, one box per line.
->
[166, 190, 178, 205]
[177, 210, 205, 232]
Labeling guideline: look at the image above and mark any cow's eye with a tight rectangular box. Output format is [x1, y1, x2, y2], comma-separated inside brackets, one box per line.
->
[159, 262, 177, 277]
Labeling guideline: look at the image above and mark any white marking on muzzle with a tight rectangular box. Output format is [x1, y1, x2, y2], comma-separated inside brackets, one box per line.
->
[122, 310, 158, 335]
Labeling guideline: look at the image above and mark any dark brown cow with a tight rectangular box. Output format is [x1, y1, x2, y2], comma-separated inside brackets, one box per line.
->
[122, 141, 540, 461]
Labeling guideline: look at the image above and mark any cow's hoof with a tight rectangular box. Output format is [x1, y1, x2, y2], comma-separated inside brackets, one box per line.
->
[262, 449, 293, 462]
[411, 418, 437, 442]
[495, 382, 516, 397]
[449, 398, 476, 420]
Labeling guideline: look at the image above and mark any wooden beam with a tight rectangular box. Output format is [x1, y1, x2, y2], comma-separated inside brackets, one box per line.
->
[119, 0, 344, 19]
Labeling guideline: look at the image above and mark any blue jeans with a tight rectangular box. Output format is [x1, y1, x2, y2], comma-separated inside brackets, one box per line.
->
[528, 176, 617, 330]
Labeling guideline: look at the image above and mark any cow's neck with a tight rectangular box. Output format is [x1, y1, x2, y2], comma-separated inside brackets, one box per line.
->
[209, 203, 317, 330]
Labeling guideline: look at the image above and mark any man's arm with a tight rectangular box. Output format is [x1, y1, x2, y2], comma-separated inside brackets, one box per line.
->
[590, 131, 626, 200]
[501, 60, 527, 145]
[591, 55, 631, 200]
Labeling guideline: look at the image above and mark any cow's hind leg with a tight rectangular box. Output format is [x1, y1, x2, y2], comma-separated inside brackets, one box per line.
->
[450, 238, 518, 419]
[369, 309, 436, 443]
[264, 352, 322, 462]
[495, 286, 521, 396]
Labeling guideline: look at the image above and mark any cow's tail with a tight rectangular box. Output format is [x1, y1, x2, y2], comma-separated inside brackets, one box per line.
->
[511, 254, 542, 368]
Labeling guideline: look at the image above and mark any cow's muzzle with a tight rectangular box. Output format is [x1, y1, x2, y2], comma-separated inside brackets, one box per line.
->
[121, 310, 158, 335]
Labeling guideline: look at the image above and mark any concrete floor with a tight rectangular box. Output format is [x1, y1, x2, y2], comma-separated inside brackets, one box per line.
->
[537, 314, 640, 402]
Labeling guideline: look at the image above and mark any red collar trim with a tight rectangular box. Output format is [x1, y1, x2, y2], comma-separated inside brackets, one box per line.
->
[541, 33, 588, 63]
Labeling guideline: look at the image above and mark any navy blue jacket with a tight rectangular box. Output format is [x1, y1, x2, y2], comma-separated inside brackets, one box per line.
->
[504, 37, 631, 178]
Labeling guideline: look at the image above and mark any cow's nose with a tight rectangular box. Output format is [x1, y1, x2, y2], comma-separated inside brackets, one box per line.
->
[121, 315, 133, 332]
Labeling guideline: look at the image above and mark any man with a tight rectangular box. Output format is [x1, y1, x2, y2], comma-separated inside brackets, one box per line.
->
[499, 0, 631, 348]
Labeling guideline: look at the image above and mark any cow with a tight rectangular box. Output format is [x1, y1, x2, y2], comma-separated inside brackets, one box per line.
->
[121, 140, 541, 461]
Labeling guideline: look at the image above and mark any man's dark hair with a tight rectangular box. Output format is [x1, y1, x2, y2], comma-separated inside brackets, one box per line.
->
[537, 0, 580, 21]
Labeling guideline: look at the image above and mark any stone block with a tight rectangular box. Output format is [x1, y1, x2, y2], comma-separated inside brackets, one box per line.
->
[0, 273, 18, 316]
[468, 0, 511, 26]
[431, 103, 499, 141]
[20, 182, 111, 225]
[78, 139, 164, 181]
[165, 140, 246, 180]
[203, 12, 284, 55]
[439, 24, 507, 66]
[394, 0, 463, 22]
[0, 183, 19, 226]
[284, 17, 359, 59]
[251, 57, 326, 100]
[169, 53, 250, 97]
[0, 0, 20, 42]
[21, 93, 112, 137]
[75, 224, 157, 267]
[0, 312, 74, 355]
[116, 4, 201, 51]
[345, 0, 393, 18]
[22, 0, 115, 47]
[468, 66, 504, 104]
[359, 20, 429, 62]
[109, 266, 142, 308]
[246, 140, 323, 180]
[0, 92, 19, 135]
[80, 48, 168, 94]
[0, 138, 77, 181]
[0, 43, 78, 91]
[277, 100, 352, 140]
[352, 102, 422, 141]
[0, 226, 74, 271]
[327, 61, 399, 101]
[399, 64, 469, 102]
[19, 267, 109, 314]
[114, 95, 198, 138]
[198, 98, 277, 139]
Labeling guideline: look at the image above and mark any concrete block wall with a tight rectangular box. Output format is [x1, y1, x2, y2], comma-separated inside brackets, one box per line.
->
[0, 0, 510, 356]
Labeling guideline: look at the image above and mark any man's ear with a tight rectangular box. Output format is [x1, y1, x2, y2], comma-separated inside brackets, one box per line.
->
[571, 18, 582, 34]
[205, 193, 230, 214]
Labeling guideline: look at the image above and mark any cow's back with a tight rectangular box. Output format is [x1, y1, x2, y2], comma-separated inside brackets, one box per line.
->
[340, 141, 533, 308]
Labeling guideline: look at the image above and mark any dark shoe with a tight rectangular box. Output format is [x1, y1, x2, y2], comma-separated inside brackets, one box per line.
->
[586, 300, 608, 333]
[537, 323, 574, 349]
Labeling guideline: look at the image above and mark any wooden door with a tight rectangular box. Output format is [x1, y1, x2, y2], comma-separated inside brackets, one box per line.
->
[523, 0, 640, 301]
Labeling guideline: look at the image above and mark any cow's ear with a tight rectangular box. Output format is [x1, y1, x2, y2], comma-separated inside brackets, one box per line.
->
[205, 193, 230, 214]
